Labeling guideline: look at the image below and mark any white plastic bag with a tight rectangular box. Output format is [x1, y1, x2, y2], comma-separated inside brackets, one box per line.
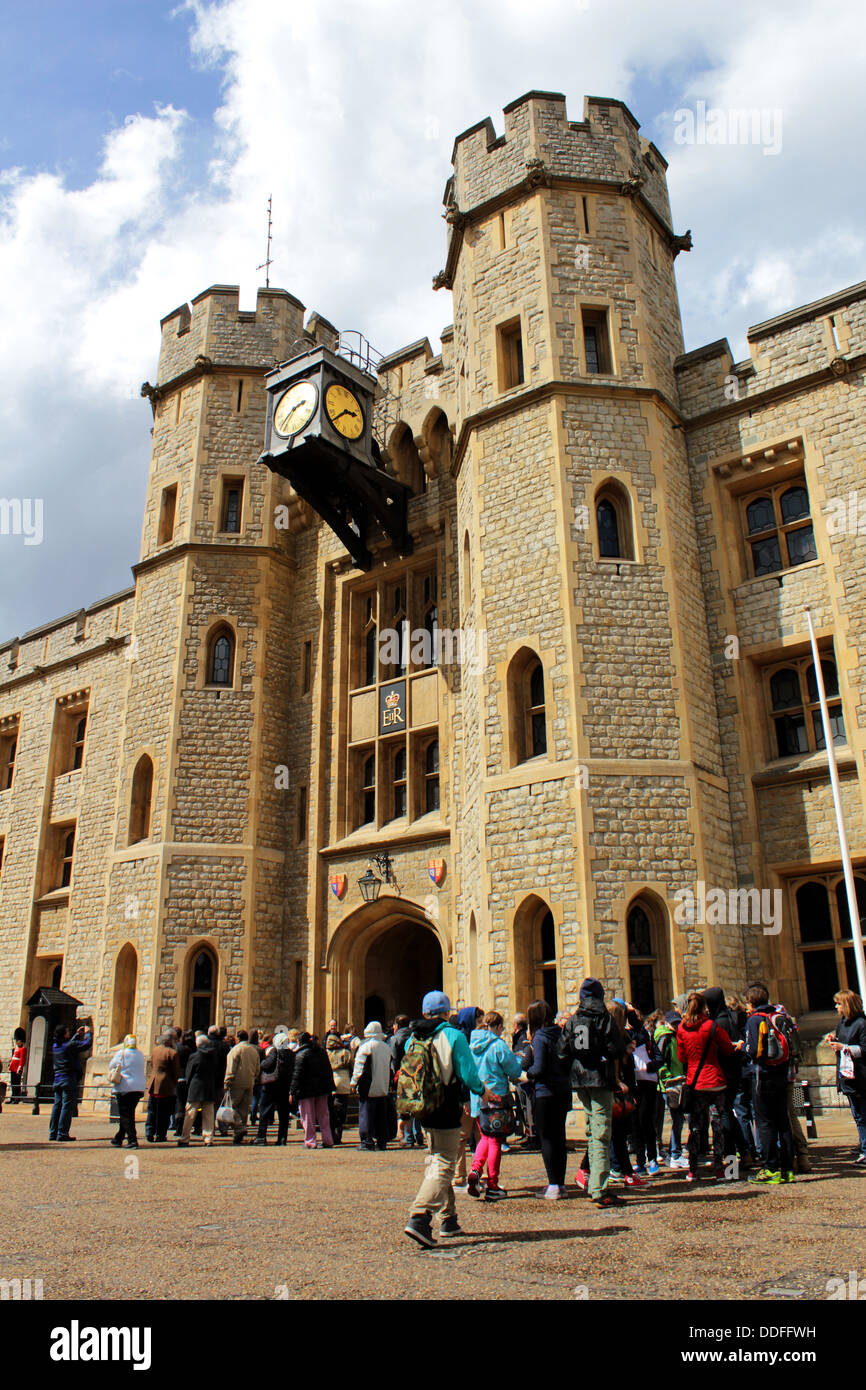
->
[216, 1090, 237, 1126]
[840, 1046, 855, 1081]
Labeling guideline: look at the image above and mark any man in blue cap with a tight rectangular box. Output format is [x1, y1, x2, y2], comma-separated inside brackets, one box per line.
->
[403, 990, 496, 1248]
[557, 978, 626, 1207]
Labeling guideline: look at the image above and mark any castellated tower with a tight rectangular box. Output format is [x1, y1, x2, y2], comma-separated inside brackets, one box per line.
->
[116, 285, 325, 1041]
[442, 92, 741, 1012]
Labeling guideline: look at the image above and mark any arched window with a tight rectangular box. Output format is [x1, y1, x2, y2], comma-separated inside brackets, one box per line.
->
[462, 532, 472, 613]
[513, 895, 557, 1014]
[507, 648, 548, 765]
[187, 946, 217, 1032]
[362, 595, 377, 687]
[793, 872, 866, 1011]
[128, 755, 153, 845]
[207, 627, 235, 687]
[420, 574, 438, 668]
[595, 480, 634, 560]
[389, 423, 426, 494]
[768, 653, 845, 757]
[626, 894, 672, 1015]
[110, 943, 138, 1046]
[424, 407, 452, 476]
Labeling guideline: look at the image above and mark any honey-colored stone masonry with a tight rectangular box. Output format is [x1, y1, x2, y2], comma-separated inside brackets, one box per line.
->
[1, 93, 863, 1111]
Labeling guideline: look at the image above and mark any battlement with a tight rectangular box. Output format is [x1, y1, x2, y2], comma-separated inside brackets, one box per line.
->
[676, 279, 866, 418]
[449, 91, 672, 230]
[156, 284, 309, 387]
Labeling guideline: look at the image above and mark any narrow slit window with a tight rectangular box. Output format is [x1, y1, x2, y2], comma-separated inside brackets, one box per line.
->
[71, 715, 87, 771]
[297, 785, 308, 844]
[158, 485, 177, 545]
[221, 479, 243, 534]
[582, 196, 590, 234]
[498, 319, 525, 390]
[582, 308, 612, 374]
[301, 639, 312, 695]
[60, 828, 75, 889]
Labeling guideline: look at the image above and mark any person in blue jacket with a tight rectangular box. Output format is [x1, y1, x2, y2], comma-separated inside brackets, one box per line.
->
[49, 1024, 92, 1142]
[467, 1010, 524, 1200]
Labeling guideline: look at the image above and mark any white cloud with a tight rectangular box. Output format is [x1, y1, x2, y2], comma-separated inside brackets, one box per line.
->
[1, 0, 864, 637]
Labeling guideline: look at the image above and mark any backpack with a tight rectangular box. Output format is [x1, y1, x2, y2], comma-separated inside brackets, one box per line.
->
[396, 1033, 445, 1119]
[762, 1008, 794, 1067]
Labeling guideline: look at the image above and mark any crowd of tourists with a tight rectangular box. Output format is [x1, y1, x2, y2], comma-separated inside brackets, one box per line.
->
[1, 980, 864, 1250]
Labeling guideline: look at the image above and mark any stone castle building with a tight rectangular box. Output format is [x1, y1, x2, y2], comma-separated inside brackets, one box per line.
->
[2, 92, 865, 1094]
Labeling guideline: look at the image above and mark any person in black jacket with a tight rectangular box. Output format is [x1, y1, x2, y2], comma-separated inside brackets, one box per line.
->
[254, 1032, 295, 1145]
[177, 1033, 219, 1146]
[526, 999, 571, 1198]
[825, 989, 866, 1164]
[290, 1033, 335, 1148]
[171, 1030, 194, 1135]
[557, 978, 626, 1208]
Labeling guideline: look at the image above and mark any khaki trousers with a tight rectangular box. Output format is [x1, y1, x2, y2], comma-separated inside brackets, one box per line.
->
[181, 1102, 214, 1142]
[229, 1084, 253, 1135]
[409, 1126, 461, 1220]
[577, 1087, 612, 1201]
[455, 1106, 475, 1181]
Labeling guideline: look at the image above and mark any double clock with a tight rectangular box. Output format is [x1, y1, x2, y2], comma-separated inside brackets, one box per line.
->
[259, 342, 412, 571]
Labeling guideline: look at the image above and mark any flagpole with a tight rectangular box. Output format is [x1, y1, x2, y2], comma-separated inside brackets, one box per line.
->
[804, 607, 866, 999]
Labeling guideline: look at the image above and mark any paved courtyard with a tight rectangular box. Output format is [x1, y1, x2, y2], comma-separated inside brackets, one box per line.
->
[1, 1108, 863, 1301]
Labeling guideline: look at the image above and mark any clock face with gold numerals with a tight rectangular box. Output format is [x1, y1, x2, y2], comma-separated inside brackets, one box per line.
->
[324, 382, 364, 440]
[273, 380, 318, 438]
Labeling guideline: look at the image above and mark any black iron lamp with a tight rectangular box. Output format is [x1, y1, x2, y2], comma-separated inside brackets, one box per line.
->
[357, 852, 395, 902]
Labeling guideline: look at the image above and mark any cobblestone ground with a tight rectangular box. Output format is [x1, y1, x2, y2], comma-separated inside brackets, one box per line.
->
[1, 1109, 863, 1301]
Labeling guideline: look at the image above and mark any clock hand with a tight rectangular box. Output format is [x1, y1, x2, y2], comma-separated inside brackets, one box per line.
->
[332, 408, 359, 423]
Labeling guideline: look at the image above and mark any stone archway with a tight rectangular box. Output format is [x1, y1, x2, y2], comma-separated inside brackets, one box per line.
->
[326, 898, 449, 1033]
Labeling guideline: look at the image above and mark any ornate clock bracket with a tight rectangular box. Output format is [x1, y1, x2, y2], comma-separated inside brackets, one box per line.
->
[260, 434, 413, 571]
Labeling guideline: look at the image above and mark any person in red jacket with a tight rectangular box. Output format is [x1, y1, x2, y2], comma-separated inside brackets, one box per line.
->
[9, 1029, 27, 1103]
[677, 992, 739, 1184]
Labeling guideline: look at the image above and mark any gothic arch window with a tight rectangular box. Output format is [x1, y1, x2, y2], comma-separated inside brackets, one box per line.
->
[128, 754, 153, 845]
[626, 894, 672, 1015]
[389, 422, 426, 495]
[424, 407, 452, 475]
[207, 626, 235, 687]
[507, 647, 547, 765]
[513, 895, 558, 1014]
[110, 943, 138, 1046]
[187, 945, 218, 1032]
[792, 871, 866, 1011]
[462, 531, 472, 613]
[595, 480, 634, 560]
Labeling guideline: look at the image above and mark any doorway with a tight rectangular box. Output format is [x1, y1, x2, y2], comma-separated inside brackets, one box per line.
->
[362, 919, 443, 1025]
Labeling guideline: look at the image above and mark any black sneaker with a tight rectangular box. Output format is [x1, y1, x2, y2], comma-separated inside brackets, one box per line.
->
[404, 1214, 436, 1248]
[439, 1216, 463, 1237]
[232, 1134, 245, 1145]
[592, 1192, 626, 1208]
[467, 1170, 481, 1198]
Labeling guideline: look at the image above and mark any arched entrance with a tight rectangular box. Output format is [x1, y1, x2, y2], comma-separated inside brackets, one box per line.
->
[363, 919, 443, 1024]
[326, 899, 449, 1032]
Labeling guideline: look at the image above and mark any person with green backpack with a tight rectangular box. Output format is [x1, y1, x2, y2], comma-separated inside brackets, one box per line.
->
[400, 991, 496, 1249]
[655, 1010, 688, 1169]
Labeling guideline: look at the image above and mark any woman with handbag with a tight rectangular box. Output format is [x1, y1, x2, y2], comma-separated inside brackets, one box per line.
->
[676, 992, 738, 1184]
[108, 1034, 146, 1149]
[825, 989, 866, 1164]
[467, 1011, 524, 1200]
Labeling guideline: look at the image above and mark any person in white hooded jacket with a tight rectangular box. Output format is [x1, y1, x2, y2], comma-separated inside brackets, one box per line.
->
[351, 1021, 393, 1150]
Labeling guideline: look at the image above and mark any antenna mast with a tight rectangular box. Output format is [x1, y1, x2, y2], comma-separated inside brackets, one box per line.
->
[257, 194, 273, 288]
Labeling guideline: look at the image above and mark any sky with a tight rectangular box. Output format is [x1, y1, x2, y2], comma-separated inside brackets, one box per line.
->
[1, 0, 864, 639]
